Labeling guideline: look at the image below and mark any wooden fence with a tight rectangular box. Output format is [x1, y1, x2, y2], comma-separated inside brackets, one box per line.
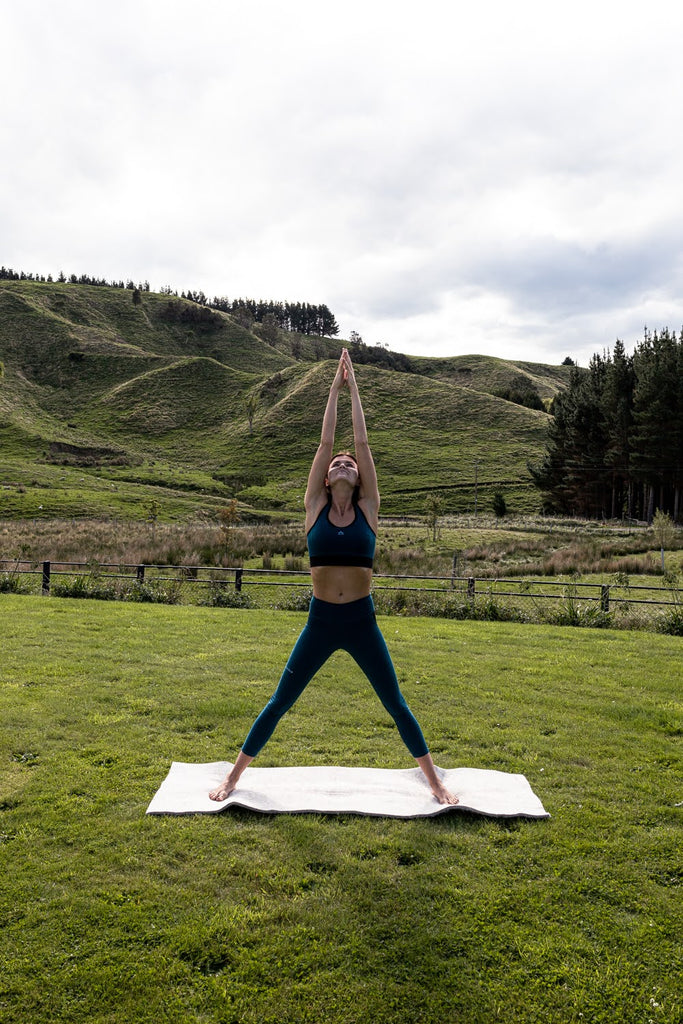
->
[1, 558, 680, 613]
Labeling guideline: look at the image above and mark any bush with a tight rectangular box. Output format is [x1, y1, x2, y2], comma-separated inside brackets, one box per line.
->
[654, 570, 683, 634]
[50, 567, 182, 604]
[372, 589, 528, 623]
[122, 580, 182, 605]
[0, 572, 27, 594]
[201, 581, 253, 608]
[492, 492, 507, 518]
[541, 581, 613, 627]
[51, 574, 118, 601]
[492, 386, 545, 410]
[544, 605, 613, 628]
[274, 588, 312, 612]
[655, 610, 683, 636]
[469, 595, 527, 623]
[372, 590, 410, 615]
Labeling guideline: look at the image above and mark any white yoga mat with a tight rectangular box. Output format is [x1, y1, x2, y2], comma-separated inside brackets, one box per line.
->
[146, 762, 550, 819]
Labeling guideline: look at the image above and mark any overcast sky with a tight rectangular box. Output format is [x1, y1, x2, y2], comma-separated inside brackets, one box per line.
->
[3, 0, 683, 366]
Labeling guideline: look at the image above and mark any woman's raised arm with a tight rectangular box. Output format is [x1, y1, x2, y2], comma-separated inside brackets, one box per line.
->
[304, 352, 347, 519]
[343, 351, 380, 523]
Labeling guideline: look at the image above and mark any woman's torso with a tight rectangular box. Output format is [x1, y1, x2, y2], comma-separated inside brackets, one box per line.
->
[306, 499, 376, 604]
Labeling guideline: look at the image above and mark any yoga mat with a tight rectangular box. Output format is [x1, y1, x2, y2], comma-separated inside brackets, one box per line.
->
[146, 762, 549, 819]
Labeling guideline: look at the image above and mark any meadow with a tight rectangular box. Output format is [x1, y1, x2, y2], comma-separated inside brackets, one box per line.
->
[1, 595, 681, 1024]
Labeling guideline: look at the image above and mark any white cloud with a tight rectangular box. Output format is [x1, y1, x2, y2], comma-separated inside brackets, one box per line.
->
[3, 0, 683, 367]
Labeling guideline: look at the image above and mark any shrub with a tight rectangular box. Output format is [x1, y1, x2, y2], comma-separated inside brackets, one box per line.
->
[544, 604, 613, 628]
[200, 581, 253, 608]
[470, 594, 527, 623]
[274, 588, 312, 612]
[655, 609, 683, 636]
[492, 492, 507, 518]
[122, 580, 182, 605]
[0, 571, 27, 594]
[654, 570, 683, 635]
[541, 577, 613, 628]
[372, 589, 528, 623]
[162, 546, 185, 567]
[372, 590, 409, 615]
[492, 386, 545, 410]
[51, 574, 118, 601]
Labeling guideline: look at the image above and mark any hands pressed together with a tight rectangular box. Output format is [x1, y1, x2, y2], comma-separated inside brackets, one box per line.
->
[333, 348, 358, 393]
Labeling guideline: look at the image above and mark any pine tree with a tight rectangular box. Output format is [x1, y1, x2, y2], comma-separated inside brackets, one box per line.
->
[531, 360, 608, 516]
[320, 304, 339, 337]
[632, 329, 679, 521]
[603, 339, 634, 517]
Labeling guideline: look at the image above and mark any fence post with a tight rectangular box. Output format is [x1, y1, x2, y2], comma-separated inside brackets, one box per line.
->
[601, 585, 610, 612]
[451, 551, 460, 589]
[235, 568, 243, 592]
[137, 565, 145, 582]
[467, 577, 475, 599]
[42, 560, 51, 595]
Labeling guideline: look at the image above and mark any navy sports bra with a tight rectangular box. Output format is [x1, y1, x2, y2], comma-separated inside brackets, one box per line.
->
[307, 502, 376, 568]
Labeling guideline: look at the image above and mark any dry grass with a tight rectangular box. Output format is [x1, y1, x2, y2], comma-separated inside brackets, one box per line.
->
[438, 517, 683, 580]
[2, 514, 681, 581]
[0, 518, 307, 569]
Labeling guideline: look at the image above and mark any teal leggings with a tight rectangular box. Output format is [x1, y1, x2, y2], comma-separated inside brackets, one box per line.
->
[242, 596, 429, 758]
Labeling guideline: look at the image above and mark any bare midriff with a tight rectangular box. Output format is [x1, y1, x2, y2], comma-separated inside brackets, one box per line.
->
[310, 565, 373, 603]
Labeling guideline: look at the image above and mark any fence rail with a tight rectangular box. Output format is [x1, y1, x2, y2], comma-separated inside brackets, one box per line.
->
[1, 558, 680, 611]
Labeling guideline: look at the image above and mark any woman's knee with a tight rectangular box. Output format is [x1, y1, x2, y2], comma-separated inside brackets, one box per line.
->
[264, 686, 298, 719]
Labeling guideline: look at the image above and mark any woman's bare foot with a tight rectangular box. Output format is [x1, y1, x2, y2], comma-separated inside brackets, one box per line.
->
[208, 776, 236, 802]
[415, 753, 459, 805]
[208, 751, 254, 801]
[430, 781, 459, 805]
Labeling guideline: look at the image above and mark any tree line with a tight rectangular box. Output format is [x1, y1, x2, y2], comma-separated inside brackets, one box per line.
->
[0, 266, 339, 337]
[199, 296, 339, 337]
[530, 329, 683, 522]
[0, 266, 150, 291]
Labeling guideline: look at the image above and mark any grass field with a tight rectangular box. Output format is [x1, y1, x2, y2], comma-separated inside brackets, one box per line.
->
[1, 596, 681, 1023]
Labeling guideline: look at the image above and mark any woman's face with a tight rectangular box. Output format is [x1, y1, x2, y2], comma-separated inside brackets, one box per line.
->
[326, 455, 359, 489]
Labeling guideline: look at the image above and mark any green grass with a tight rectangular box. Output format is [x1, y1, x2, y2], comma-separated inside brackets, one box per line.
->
[0, 463, 235, 521]
[409, 352, 573, 402]
[1, 596, 681, 1023]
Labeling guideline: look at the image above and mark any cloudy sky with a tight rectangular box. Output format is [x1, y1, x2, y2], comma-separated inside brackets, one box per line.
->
[3, 0, 683, 366]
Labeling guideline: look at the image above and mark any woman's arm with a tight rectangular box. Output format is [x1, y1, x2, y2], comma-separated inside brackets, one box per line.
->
[343, 351, 380, 523]
[304, 353, 346, 519]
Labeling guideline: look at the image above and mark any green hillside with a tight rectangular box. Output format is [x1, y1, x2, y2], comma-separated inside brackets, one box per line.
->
[410, 353, 572, 403]
[0, 279, 571, 521]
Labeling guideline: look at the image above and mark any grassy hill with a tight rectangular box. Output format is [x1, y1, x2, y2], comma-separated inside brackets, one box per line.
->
[0, 279, 573, 521]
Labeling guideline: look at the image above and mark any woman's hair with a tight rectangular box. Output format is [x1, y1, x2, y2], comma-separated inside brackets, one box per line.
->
[326, 451, 361, 501]
[329, 451, 358, 468]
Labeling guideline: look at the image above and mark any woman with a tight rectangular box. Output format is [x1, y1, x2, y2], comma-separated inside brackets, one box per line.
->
[210, 349, 458, 805]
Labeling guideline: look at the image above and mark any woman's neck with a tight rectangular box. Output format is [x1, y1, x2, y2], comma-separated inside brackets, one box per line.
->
[329, 486, 355, 520]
